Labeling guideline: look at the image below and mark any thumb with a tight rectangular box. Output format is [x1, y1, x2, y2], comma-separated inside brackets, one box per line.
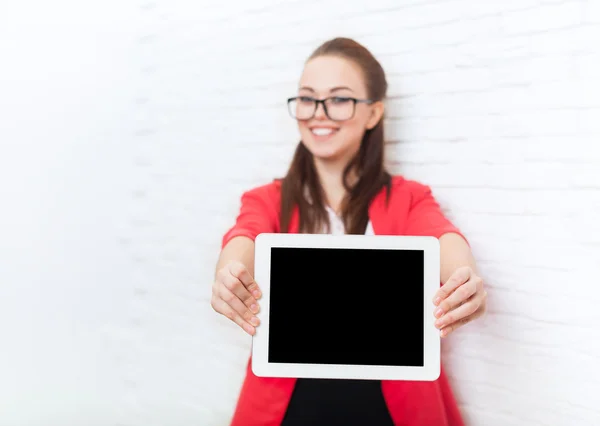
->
[229, 261, 261, 297]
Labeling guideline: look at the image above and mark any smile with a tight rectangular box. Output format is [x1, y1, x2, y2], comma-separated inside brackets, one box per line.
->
[311, 127, 338, 136]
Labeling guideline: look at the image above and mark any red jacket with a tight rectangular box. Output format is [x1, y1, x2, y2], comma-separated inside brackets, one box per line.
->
[222, 176, 467, 426]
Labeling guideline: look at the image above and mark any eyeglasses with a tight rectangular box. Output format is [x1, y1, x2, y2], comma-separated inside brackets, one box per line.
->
[287, 96, 374, 121]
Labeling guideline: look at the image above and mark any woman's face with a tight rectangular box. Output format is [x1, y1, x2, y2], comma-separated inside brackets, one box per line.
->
[293, 55, 384, 165]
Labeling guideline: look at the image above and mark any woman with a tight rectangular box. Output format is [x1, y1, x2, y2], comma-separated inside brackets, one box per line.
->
[211, 37, 487, 426]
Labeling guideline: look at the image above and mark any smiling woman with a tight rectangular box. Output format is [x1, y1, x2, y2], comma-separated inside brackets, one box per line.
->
[211, 37, 487, 426]
[288, 56, 383, 167]
[286, 91, 377, 162]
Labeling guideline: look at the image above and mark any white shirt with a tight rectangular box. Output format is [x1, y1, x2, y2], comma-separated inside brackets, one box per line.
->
[325, 206, 374, 236]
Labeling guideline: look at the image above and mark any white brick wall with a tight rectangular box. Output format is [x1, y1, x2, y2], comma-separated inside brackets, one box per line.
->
[1, 0, 599, 425]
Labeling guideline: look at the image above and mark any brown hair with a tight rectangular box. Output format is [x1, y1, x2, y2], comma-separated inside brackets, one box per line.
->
[279, 37, 391, 235]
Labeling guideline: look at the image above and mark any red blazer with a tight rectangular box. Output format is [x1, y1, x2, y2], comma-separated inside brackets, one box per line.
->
[222, 176, 467, 426]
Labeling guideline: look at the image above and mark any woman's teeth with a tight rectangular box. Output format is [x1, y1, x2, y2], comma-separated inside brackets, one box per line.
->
[311, 128, 335, 136]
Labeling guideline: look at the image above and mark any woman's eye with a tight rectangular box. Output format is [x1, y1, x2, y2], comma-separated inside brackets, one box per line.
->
[298, 96, 315, 103]
[330, 97, 351, 104]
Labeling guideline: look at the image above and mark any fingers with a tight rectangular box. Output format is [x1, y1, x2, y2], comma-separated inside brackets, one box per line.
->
[219, 285, 260, 328]
[218, 267, 259, 314]
[439, 307, 484, 338]
[229, 261, 262, 299]
[211, 261, 262, 336]
[436, 288, 487, 338]
[434, 276, 481, 319]
[211, 295, 256, 335]
[439, 315, 469, 338]
[434, 266, 472, 306]
[435, 295, 480, 331]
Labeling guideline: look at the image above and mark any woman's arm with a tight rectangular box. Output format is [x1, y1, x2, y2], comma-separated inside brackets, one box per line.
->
[433, 232, 487, 337]
[212, 183, 278, 335]
[439, 232, 478, 283]
[212, 236, 262, 335]
[215, 236, 257, 279]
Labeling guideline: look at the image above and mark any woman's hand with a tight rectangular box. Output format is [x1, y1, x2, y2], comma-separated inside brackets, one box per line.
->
[211, 260, 262, 335]
[432, 266, 487, 337]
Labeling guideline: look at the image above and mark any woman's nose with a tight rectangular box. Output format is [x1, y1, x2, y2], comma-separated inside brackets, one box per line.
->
[314, 101, 327, 119]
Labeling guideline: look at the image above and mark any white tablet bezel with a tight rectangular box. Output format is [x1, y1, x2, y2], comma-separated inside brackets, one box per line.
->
[252, 232, 441, 381]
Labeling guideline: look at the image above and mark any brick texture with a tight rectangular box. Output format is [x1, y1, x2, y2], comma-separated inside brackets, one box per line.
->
[3, 1, 597, 425]
[126, 1, 600, 425]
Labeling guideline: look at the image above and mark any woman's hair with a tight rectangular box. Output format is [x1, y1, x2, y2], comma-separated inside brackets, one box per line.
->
[279, 37, 392, 234]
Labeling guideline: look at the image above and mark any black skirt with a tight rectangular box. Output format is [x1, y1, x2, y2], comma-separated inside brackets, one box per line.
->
[280, 378, 395, 426]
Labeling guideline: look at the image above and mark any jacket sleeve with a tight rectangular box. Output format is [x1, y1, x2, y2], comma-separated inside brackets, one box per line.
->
[403, 181, 469, 244]
[221, 184, 279, 248]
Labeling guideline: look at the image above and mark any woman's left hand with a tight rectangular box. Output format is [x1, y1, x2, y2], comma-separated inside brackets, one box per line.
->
[433, 266, 487, 337]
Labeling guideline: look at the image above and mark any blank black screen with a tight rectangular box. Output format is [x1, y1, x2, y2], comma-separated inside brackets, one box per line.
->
[268, 247, 424, 367]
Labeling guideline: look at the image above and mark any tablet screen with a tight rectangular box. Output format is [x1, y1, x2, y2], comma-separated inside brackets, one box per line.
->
[268, 247, 424, 367]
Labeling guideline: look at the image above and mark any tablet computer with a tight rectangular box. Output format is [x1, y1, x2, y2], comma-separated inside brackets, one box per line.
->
[252, 233, 441, 381]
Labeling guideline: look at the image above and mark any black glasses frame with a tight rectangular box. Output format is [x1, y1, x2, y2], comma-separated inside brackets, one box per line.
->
[287, 96, 375, 121]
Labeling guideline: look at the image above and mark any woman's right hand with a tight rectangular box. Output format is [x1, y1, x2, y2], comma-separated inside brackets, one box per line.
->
[211, 260, 261, 335]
